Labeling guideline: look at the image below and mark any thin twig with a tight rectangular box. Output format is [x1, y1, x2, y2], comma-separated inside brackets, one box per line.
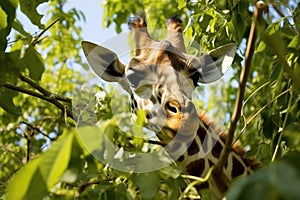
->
[31, 18, 60, 46]
[214, 1, 268, 175]
[23, 129, 32, 163]
[20, 121, 55, 141]
[234, 82, 270, 143]
[78, 179, 101, 193]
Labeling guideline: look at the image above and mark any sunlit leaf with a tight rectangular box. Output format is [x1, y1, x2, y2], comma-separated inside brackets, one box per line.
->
[39, 132, 73, 188]
[6, 157, 45, 200]
[0, 6, 7, 29]
[288, 35, 300, 50]
[6, 132, 74, 199]
[19, 0, 48, 29]
[177, 0, 186, 10]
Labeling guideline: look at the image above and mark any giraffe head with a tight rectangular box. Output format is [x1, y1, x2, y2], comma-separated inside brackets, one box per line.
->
[82, 15, 236, 146]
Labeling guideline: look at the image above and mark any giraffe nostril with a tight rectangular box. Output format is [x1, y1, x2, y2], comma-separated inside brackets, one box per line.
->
[146, 113, 152, 119]
[146, 111, 157, 119]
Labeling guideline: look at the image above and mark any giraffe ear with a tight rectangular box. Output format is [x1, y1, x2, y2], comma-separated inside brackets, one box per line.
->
[193, 43, 237, 83]
[82, 41, 126, 82]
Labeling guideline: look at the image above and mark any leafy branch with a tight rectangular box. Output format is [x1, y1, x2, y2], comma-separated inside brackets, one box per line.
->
[212, 0, 268, 191]
[2, 81, 74, 120]
[18, 74, 72, 104]
[1, 18, 74, 120]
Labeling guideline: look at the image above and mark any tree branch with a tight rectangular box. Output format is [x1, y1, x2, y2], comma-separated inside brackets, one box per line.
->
[78, 179, 101, 194]
[214, 1, 267, 175]
[18, 74, 72, 104]
[2, 82, 74, 120]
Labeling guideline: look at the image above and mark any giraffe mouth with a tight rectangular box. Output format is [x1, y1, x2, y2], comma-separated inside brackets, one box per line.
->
[157, 127, 176, 145]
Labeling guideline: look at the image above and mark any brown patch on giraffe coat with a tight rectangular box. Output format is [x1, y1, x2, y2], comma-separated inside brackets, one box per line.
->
[231, 156, 245, 178]
[187, 139, 199, 156]
[197, 124, 208, 153]
[211, 140, 222, 158]
[197, 111, 259, 171]
[186, 158, 205, 177]
[208, 159, 214, 167]
[177, 155, 185, 162]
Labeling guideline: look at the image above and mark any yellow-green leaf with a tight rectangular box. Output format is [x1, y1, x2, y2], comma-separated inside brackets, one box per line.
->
[6, 132, 74, 199]
[39, 132, 74, 188]
[0, 6, 7, 29]
[6, 157, 43, 200]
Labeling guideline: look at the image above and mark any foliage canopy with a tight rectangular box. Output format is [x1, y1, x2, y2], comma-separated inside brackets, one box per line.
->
[0, 0, 300, 199]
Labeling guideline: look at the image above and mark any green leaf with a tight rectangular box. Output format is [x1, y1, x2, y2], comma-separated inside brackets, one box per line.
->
[0, 50, 23, 84]
[60, 133, 85, 184]
[285, 122, 300, 140]
[6, 157, 45, 200]
[226, 154, 300, 200]
[269, 61, 282, 87]
[19, 0, 48, 29]
[6, 132, 74, 199]
[0, 87, 22, 116]
[12, 19, 30, 37]
[293, 2, 300, 33]
[22, 46, 45, 81]
[39, 132, 74, 188]
[0, 6, 7, 29]
[288, 35, 300, 50]
[132, 172, 160, 199]
[177, 0, 186, 10]
[0, 0, 18, 50]
[255, 41, 266, 53]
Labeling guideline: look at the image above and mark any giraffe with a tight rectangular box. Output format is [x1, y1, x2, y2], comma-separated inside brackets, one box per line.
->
[82, 15, 258, 199]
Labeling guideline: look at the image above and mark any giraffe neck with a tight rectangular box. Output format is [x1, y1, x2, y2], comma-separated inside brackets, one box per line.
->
[164, 113, 255, 184]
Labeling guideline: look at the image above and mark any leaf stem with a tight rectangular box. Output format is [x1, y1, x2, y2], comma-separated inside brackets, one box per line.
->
[236, 87, 291, 144]
[31, 18, 60, 46]
[180, 167, 214, 199]
[271, 88, 293, 162]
